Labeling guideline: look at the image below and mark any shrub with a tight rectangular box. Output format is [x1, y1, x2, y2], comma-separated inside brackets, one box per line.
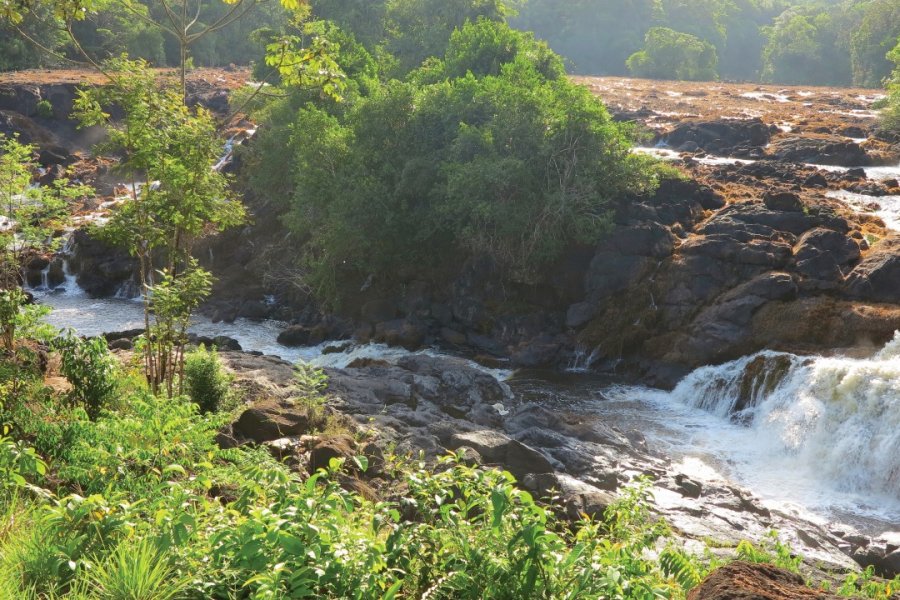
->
[55, 333, 118, 420]
[35, 100, 53, 119]
[183, 345, 230, 414]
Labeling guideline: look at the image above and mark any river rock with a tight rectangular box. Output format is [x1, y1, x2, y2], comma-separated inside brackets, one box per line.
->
[449, 430, 554, 480]
[769, 135, 870, 166]
[844, 237, 900, 302]
[763, 190, 803, 213]
[309, 435, 357, 472]
[687, 561, 839, 600]
[231, 400, 313, 443]
[664, 118, 771, 156]
[277, 325, 313, 347]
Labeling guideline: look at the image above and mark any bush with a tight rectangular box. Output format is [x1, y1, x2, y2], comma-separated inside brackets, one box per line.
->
[183, 345, 230, 414]
[273, 20, 659, 305]
[55, 334, 118, 421]
[627, 27, 718, 81]
[35, 100, 53, 119]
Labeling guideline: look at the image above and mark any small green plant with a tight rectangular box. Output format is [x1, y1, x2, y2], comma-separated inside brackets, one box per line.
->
[35, 100, 54, 119]
[75, 537, 189, 600]
[183, 344, 230, 414]
[55, 333, 119, 421]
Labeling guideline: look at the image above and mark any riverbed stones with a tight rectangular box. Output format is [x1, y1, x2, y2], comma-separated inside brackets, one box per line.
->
[449, 430, 554, 479]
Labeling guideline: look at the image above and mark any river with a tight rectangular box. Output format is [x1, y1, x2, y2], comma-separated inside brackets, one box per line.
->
[31, 274, 900, 539]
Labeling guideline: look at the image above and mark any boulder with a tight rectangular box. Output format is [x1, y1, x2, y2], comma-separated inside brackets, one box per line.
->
[845, 237, 900, 302]
[768, 135, 870, 167]
[763, 190, 803, 213]
[232, 400, 312, 443]
[664, 118, 771, 156]
[449, 430, 554, 480]
[309, 435, 357, 472]
[688, 561, 838, 600]
[277, 325, 312, 347]
[522, 472, 617, 519]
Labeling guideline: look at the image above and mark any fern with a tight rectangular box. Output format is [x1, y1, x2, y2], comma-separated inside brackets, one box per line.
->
[659, 548, 703, 590]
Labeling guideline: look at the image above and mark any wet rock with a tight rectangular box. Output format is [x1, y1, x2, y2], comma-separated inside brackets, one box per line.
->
[277, 325, 313, 347]
[373, 318, 426, 349]
[449, 430, 554, 480]
[239, 300, 269, 320]
[510, 334, 563, 369]
[675, 474, 703, 498]
[687, 561, 838, 600]
[47, 259, 65, 288]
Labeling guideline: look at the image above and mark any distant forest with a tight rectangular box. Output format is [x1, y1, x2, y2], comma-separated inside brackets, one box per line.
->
[2, 0, 900, 87]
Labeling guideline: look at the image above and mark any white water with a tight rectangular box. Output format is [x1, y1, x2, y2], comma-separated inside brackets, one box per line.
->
[826, 189, 900, 230]
[598, 342, 900, 531]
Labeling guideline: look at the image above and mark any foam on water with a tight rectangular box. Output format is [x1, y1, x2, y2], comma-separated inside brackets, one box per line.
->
[601, 341, 900, 530]
[826, 189, 900, 229]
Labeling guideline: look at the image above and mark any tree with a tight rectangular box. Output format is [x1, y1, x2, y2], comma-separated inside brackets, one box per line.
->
[266, 21, 661, 305]
[74, 59, 245, 395]
[1, 0, 313, 96]
[626, 27, 718, 80]
[382, 0, 521, 75]
[850, 0, 900, 87]
[760, 7, 851, 86]
[882, 37, 900, 133]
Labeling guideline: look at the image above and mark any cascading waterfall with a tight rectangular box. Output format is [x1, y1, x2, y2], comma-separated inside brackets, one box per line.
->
[667, 339, 900, 500]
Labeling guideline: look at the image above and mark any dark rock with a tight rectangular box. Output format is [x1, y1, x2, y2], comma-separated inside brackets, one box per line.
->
[109, 339, 133, 351]
[373, 318, 426, 349]
[664, 118, 771, 156]
[309, 435, 357, 472]
[803, 172, 828, 188]
[361, 298, 397, 324]
[440, 327, 467, 345]
[47, 259, 65, 288]
[449, 430, 554, 480]
[769, 135, 870, 167]
[240, 300, 269, 320]
[687, 561, 838, 600]
[232, 401, 312, 443]
[675, 474, 703, 498]
[510, 335, 563, 369]
[277, 325, 312, 347]
[566, 301, 596, 329]
[845, 237, 900, 302]
[763, 190, 803, 212]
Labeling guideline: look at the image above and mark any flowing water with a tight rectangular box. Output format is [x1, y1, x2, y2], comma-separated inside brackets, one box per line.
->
[32, 270, 900, 535]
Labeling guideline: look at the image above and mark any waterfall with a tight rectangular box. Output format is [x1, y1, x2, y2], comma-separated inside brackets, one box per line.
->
[666, 339, 900, 499]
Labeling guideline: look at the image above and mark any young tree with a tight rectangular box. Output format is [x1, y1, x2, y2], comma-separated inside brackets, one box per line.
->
[0, 135, 87, 353]
[74, 59, 245, 395]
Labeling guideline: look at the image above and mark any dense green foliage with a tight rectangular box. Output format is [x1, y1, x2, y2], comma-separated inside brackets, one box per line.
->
[510, 0, 900, 87]
[627, 27, 719, 80]
[183, 345, 231, 414]
[249, 19, 661, 305]
[882, 40, 900, 133]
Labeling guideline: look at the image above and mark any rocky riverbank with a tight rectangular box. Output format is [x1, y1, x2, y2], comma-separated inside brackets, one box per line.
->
[211, 350, 900, 582]
[9, 70, 900, 388]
